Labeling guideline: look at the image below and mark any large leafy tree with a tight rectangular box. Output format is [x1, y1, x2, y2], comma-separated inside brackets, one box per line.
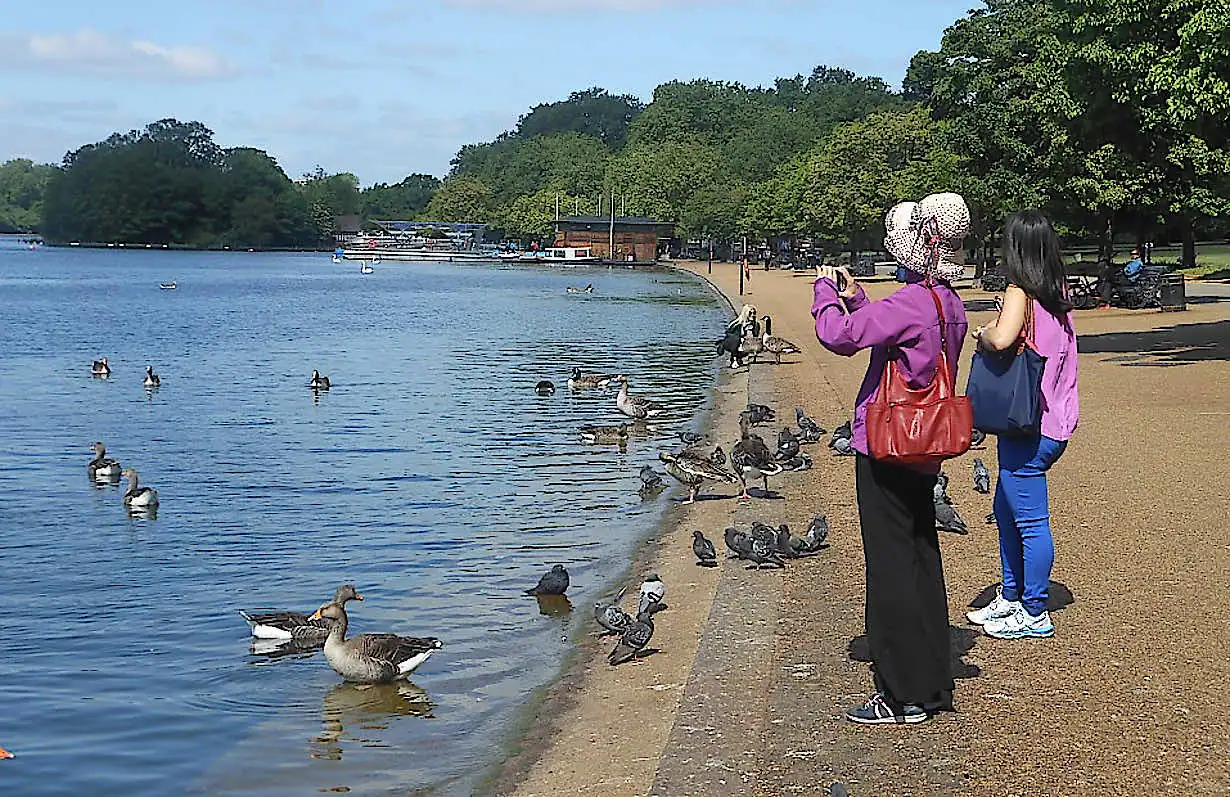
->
[0, 159, 56, 232]
[514, 87, 643, 149]
[361, 174, 440, 220]
[422, 176, 493, 223]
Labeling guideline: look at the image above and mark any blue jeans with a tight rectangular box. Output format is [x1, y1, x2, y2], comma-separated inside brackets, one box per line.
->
[993, 435, 1068, 617]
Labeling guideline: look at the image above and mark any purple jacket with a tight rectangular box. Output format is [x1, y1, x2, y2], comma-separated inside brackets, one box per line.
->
[811, 272, 969, 470]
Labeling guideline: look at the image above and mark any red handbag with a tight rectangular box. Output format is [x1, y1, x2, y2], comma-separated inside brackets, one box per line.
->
[866, 285, 973, 466]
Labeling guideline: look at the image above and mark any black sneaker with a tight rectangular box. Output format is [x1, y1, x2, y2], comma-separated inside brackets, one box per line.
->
[844, 692, 929, 725]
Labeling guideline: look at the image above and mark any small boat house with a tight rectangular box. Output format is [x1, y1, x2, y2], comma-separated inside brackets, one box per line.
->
[553, 216, 674, 264]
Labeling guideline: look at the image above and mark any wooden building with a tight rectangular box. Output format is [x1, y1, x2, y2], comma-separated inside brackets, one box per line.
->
[553, 216, 675, 263]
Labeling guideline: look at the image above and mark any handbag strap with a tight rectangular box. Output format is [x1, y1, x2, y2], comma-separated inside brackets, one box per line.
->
[1015, 296, 1036, 354]
[877, 282, 955, 405]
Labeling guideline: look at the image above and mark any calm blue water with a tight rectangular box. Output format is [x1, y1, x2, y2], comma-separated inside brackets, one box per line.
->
[0, 239, 726, 795]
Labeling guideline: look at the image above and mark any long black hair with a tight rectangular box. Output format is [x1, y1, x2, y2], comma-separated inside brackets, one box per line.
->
[1000, 210, 1072, 316]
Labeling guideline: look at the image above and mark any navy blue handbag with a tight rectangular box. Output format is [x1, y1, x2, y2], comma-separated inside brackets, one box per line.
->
[966, 300, 1047, 436]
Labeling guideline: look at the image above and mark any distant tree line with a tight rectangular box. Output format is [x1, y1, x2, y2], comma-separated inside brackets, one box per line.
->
[4, 0, 1226, 261]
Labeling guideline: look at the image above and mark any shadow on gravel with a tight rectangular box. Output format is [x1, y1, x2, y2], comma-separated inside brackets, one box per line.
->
[968, 580, 1076, 613]
[963, 299, 1000, 314]
[847, 626, 982, 680]
[1079, 320, 1230, 365]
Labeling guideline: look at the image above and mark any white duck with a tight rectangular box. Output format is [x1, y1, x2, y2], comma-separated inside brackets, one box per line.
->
[122, 469, 159, 508]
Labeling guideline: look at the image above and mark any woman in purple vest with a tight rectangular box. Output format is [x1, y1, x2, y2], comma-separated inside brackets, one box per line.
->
[812, 193, 971, 725]
[967, 210, 1079, 639]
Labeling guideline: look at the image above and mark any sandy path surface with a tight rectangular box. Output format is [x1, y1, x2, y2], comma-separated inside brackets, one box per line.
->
[498, 262, 1230, 797]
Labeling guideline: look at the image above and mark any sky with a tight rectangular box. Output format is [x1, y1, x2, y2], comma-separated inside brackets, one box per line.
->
[0, 0, 978, 185]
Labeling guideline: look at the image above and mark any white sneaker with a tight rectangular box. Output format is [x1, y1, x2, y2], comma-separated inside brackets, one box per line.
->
[984, 607, 1055, 639]
[966, 588, 1021, 626]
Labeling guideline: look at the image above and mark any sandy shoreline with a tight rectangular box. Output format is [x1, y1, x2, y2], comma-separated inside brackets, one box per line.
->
[493, 260, 1230, 797]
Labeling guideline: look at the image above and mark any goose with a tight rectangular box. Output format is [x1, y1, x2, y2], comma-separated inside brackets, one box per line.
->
[737, 329, 764, 364]
[657, 450, 740, 504]
[143, 365, 161, 388]
[731, 413, 783, 500]
[614, 376, 664, 420]
[121, 469, 159, 508]
[567, 367, 617, 390]
[535, 380, 556, 395]
[309, 600, 443, 683]
[566, 283, 593, 294]
[310, 370, 331, 389]
[92, 357, 110, 377]
[88, 442, 122, 481]
[579, 423, 629, 444]
[240, 584, 362, 642]
[760, 316, 802, 364]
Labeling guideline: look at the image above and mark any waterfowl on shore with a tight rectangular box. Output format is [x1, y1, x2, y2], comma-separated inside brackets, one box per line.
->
[143, 365, 161, 388]
[567, 368, 617, 390]
[535, 380, 556, 395]
[310, 600, 443, 683]
[614, 376, 664, 420]
[121, 469, 159, 508]
[737, 332, 764, 364]
[88, 442, 121, 481]
[579, 423, 629, 444]
[760, 316, 802, 364]
[731, 414, 783, 500]
[240, 584, 362, 642]
[92, 357, 110, 377]
[608, 602, 664, 666]
[692, 530, 717, 566]
[795, 407, 826, 442]
[657, 450, 740, 504]
[637, 573, 666, 616]
[310, 370, 331, 389]
[594, 587, 631, 636]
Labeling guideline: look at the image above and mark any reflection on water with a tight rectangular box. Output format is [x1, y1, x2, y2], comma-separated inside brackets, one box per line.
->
[0, 246, 725, 796]
[534, 594, 574, 618]
[249, 637, 323, 660]
[311, 682, 435, 762]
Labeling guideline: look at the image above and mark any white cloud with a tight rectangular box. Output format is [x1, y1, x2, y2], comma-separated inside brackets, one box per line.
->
[0, 29, 234, 79]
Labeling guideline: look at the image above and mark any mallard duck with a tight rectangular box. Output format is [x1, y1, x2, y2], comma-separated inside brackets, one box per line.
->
[567, 368, 616, 390]
[121, 468, 159, 508]
[731, 414, 783, 500]
[88, 441, 121, 481]
[240, 584, 362, 642]
[579, 423, 629, 444]
[91, 357, 110, 377]
[310, 600, 443, 683]
[614, 376, 664, 420]
[760, 315, 802, 364]
[657, 450, 740, 504]
[143, 365, 161, 388]
[310, 370, 331, 389]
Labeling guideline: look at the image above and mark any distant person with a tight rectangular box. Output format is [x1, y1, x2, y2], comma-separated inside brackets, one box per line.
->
[968, 210, 1079, 640]
[1123, 248, 1144, 281]
[812, 193, 971, 725]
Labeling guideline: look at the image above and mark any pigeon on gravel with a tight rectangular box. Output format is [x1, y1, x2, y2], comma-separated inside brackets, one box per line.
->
[594, 589, 632, 636]
[934, 471, 951, 504]
[745, 404, 776, 425]
[724, 527, 754, 560]
[973, 458, 991, 494]
[749, 531, 787, 569]
[692, 530, 718, 566]
[638, 573, 666, 616]
[781, 453, 812, 471]
[829, 783, 850, 797]
[776, 427, 801, 461]
[829, 420, 852, 446]
[985, 512, 997, 525]
[935, 498, 968, 534]
[524, 564, 569, 596]
[608, 603, 664, 666]
[795, 407, 827, 442]
[805, 514, 831, 549]
[710, 445, 727, 467]
[830, 435, 855, 457]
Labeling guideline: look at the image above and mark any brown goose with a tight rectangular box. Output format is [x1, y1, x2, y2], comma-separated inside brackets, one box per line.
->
[760, 316, 802, 364]
[240, 584, 361, 642]
[614, 376, 664, 420]
[657, 450, 739, 504]
[121, 469, 159, 508]
[88, 442, 122, 481]
[310, 599, 442, 683]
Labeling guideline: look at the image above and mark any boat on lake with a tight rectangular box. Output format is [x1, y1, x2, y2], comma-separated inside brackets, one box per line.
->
[519, 247, 599, 266]
[159, 282, 177, 290]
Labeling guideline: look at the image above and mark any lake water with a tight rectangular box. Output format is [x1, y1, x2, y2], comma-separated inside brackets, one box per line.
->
[0, 239, 726, 795]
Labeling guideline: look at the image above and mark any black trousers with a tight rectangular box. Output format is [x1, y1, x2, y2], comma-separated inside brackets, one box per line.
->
[855, 454, 955, 710]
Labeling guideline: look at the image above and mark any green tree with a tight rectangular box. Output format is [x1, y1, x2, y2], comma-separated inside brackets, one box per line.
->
[422, 176, 493, 222]
[514, 87, 644, 148]
[361, 174, 440, 220]
[0, 159, 56, 232]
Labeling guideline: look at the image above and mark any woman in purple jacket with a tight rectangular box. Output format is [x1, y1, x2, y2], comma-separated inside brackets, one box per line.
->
[812, 193, 971, 725]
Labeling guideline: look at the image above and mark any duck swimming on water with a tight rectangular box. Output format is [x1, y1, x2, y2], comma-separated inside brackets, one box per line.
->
[310, 598, 443, 683]
[240, 584, 362, 643]
[310, 370, 331, 389]
[121, 469, 159, 509]
[92, 357, 110, 377]
[88, 442, 121, 481]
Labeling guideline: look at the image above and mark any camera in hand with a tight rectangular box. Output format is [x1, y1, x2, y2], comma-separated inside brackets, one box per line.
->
[836, 271, 848, 292]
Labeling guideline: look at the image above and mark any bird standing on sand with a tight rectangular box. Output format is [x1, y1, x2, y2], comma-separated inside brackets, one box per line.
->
[724, 527, 753, 560]
[638, 573, 666, 615]
[759, 315, 802, 364]
[658, 450, 740, 504]
[594, 588, 632, 636]
[748, 524, 786, 568]
[973, 458, 991, 494]
[731, 413, 784, 500]
[608, 603, 664, 666]
[933, 474, 968, 534]
[692, 530, 717, 566]
[614, 376, 665, 420]
[143, 365, 160, 388]
[795, 407, 826, 442]
[829, 421, 852, 447]
[525, 564, 569, 596]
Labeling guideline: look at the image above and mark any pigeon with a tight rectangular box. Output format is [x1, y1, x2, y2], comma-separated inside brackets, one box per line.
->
[594, 588, 632, 636]
[678, 430, 704, 446]
[732, 414, 784, 499]
[985, 511, 997, 525]
[795, 407, 826, 441]
[830, 435, 855, 456]
[748, 528, 787, 568]
[639, 465, 665, 491]
[804, 514, 831, 549]
[724, 526, 754, 560]
[524, 564, 569, 595]
[638, 573, 666, 616]
[829, 420, 852, 447]
[535, 380, 556, 395]
[970, 428, 987, 447]
[744, 404, 776, 426]
[776, 427, 801, 461]
[782, 453, 812, 471]
[935, 498, 968, 534]
[710, 445, 726, 467]
[608, 603, 664, 666]
[774, 524, 798, 558]
[829, 783, 850, 797]
[973, 458, 991, 494]
[692, 530, 717, 566]
[934, 471, 951, 504]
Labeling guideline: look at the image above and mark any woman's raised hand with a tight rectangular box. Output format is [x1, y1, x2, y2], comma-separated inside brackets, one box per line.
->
[819, 265, 858, 299]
